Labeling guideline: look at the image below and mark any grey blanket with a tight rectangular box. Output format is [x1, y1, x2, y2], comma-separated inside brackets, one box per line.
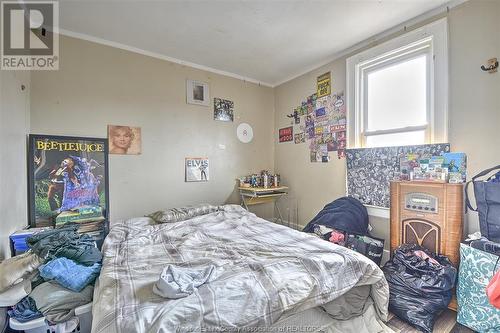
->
[92, 205, 389, 333]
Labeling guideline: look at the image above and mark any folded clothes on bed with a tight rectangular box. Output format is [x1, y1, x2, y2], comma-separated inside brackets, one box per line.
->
[153, 265, 215, 299]
[39, 257, 101, 292]
[30, 282, 93, 323]
[7, 296, 43, 323]
[27, 225, 102, 266]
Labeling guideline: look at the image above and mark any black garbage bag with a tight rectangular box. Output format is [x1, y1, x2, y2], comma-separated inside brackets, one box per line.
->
[382, 244, 457, 333]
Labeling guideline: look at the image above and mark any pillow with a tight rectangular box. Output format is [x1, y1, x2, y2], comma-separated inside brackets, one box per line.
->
[148, 204, 219, 223]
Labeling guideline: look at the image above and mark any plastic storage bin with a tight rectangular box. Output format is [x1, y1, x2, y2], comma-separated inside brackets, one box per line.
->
[9, 303, 92, 333]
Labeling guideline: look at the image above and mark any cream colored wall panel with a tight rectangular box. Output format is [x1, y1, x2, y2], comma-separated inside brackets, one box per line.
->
[274, 0, 500, 241]
[30, 36, 275, 221]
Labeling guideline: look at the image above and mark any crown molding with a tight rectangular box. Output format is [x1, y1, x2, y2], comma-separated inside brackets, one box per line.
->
[58, 0, 468, 88]
[58, 29, 274, 88]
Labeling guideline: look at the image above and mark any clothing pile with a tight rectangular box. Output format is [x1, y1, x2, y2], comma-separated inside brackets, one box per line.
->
[303, 196, 385, 265]
[0, 225, 101, 327]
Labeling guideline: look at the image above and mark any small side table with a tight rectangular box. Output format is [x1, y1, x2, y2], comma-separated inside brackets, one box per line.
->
[238, 186, 289, 225]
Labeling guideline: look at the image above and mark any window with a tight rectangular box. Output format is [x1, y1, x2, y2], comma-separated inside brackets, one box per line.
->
[347, 18, 448, 148]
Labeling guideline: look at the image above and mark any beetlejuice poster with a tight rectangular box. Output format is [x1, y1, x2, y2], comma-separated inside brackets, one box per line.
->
[28, 135, 109, 227]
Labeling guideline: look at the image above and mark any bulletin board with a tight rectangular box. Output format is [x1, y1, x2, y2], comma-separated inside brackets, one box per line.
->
[346, 143, 450, 208]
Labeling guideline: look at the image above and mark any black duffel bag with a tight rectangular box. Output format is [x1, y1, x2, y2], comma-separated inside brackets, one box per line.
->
[465, 165, 500, 242]
[382, 244, 457, 333]
[345, 233, 385, 266]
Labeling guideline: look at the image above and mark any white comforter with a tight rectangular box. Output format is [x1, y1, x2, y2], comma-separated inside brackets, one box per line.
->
[92, 205, 389, 333]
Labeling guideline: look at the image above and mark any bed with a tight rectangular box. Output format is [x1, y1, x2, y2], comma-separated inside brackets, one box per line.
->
[91, 205, 392, 332]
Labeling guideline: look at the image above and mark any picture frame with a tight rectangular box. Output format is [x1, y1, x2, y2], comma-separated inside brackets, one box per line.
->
[107, 125, 142, 155]
[213, 97, 234, 122]
[185, 157, 209, 182]
[186, 79, 210, 106]
[27, 134, 110, 227]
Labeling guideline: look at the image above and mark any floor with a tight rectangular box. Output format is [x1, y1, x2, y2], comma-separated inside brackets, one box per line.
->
[387, 310, 475, 333]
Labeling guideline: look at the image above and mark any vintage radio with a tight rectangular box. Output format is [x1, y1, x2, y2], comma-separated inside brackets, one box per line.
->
[390, 181, 464, 267]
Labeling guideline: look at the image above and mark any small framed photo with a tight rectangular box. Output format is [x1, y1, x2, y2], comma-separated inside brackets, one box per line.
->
[108, 125, 142, 155]
[186, 79, 210, 106]
[185, 157, 209, 182]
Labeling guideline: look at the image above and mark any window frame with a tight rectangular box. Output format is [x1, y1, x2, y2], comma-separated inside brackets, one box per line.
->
[346, 18, 449, 149]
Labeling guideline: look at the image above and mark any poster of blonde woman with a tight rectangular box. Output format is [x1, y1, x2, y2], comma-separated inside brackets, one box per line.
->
[108, 125, 142, 155]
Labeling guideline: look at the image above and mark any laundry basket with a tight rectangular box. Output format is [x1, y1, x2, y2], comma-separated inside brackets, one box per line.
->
[9, 303, 92, 333]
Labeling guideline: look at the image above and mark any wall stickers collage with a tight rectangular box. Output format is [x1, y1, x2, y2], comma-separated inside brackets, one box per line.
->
[278, 72, 347, 162]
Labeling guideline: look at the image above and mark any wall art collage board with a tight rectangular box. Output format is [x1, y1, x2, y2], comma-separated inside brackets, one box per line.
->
[279, 72, 347, 162]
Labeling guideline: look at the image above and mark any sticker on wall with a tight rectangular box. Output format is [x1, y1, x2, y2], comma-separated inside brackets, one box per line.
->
[108, 125, 142, 155]
[294, 132, 305, 144]
[185, 157, 209, 182]
[214, 98, 234, 122]
[236, 123, 253, 143]
[317, 72, 331, 98]
[278, 126, 293, 143]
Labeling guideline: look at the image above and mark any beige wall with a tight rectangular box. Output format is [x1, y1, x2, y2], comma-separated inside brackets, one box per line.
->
[448, 0, 500, 233]
[0, 71, 30, 258]
[7, 0, 499, 249]
[30, 36, 275, 222]
[274, 0, 500, 243]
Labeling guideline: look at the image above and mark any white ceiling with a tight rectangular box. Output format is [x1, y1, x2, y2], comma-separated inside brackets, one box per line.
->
[58, 0, 452, 86]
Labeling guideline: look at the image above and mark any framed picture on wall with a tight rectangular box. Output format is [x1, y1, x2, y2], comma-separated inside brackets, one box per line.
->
[186, 79, 210, 106]
[185, 157, 209, 182]
[108, 125, 142, 155]
[27, 134, 110, 227]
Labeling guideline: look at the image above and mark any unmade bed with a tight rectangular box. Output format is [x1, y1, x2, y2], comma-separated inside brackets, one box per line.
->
[91, 205, 392, 332]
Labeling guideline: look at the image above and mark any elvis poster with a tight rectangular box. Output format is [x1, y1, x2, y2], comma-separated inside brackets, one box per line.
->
[185, 157, 209, 182]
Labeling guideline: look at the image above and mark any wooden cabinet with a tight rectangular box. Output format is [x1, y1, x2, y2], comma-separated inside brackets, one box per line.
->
[390, 181, 464, 267]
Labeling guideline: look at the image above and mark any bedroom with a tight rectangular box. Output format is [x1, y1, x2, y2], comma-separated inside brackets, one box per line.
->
[0, 0, 499, 332]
